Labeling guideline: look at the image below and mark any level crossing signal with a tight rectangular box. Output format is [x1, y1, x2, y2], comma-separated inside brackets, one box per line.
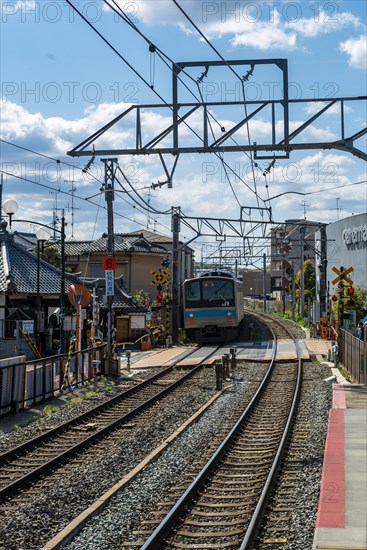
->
[331, 265, 353, 286]
[331, 295, 338, 302]
[150, 268, 170, 286]
[157, 284, 163, 302]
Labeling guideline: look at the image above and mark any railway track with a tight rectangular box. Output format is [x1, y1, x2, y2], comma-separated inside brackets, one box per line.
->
[2, 312, 317, 549]
[50, 314, 301, 549]
[136, 323, 302, 549]
[0, 347, 217, 502]
[245, 309, 300, 340]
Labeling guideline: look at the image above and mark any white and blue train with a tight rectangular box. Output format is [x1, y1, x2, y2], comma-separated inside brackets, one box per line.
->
[182, 271, 244, 343]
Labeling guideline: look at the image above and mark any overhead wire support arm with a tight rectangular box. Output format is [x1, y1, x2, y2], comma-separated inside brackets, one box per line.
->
[67, 95, 367, 161]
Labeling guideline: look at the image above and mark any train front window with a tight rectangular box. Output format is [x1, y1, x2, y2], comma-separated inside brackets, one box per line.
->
[202, 280, 234, 306]
[186, 281, 201, 304]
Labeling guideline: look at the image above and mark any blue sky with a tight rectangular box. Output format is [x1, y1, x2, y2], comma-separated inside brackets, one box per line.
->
[1, 0, 366, 264]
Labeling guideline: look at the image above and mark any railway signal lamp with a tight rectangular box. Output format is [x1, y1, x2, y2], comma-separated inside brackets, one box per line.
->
[157, 284, 163, 302]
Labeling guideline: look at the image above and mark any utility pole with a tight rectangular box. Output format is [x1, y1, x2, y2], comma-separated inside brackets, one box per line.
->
[60, 211, 66, 354]
[171, 206, 180, 344]
[101, 158, 117, 374]
[291, 262, 296, 321]
[49, 190, 62, 240]
[300, 227, 305, 318]
[64, 180, 79, 239]
[262, 253, 267, 312]
[319, 224, 328, 318]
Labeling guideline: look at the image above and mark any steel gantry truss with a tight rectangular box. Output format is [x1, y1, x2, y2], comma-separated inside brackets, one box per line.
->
[68, 58, 367, 165]
[67, 57, 366, 343]
[170, 206, 273, 342]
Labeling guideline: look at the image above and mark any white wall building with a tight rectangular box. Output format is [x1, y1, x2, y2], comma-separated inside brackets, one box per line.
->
[324, 212, 367, 293]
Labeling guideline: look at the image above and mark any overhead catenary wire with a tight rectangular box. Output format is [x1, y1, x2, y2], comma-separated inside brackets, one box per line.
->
[116, 166, 172, 216]
[68, 0, 265, 207]
[110, 0, 263, 204]
[171, 0, 262, 205]
[1, 139, 171, 226]
[0, 138, 104, 187]
[0, 170, 146, 228]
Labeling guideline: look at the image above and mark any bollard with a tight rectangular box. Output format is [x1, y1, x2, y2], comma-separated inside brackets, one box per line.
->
[215, 362, 222, 390]
[126, 350, 131, 372]
[92, 359, 100, 387]
[332, 342, 339, 369]
[222, 354, 230, 379]
[229, 347, 237, 372]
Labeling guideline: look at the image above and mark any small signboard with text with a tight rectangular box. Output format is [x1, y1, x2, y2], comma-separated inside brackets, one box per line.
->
[105, 270, 115, 296]
[103, 257, 116, 270]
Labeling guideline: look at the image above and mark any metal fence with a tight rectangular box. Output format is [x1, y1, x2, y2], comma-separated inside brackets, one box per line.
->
[0, 345, 106, 415]
[339, 329, 367, 385]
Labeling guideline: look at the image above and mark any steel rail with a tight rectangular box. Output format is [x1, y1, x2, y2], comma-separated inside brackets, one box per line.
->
[240, 343, 303, 548]
[1, 347, 217, 501]
[140, 342, 277, 549]
[0, 348, 197, 466]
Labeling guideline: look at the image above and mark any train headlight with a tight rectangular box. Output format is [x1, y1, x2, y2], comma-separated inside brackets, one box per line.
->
[189, 313, 194, 318]
[227, 312, 232, 316]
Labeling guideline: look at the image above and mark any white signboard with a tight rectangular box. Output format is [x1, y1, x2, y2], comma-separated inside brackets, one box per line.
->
[22, 320, 34, 335]
[105, 270, 115, 296]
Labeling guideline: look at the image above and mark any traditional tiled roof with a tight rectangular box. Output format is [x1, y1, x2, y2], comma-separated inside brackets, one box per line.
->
[0, 232, 78, 294]
[80, 276, 146, 313]
[0, 232, 146, 316]
[60, 233, 169, 257]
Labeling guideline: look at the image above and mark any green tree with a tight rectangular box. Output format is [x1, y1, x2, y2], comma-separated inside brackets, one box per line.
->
[33, 245, 72, 272]
[133, 289, 151, 310]
[40, 245, 62, 268]
[294, 259, 316, 313]
[344, 284, 367, 322]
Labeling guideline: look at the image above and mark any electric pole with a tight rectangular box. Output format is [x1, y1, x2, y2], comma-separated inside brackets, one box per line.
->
[171, 206, 180, 344]
[101, 158, 118, 374]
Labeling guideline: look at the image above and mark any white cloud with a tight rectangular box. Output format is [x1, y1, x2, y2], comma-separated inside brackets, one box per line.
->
[304, 102, 353, 116]
[231, 25, 297, 50]
[340, 35, 367, 69]
[285, 10, 362, 38]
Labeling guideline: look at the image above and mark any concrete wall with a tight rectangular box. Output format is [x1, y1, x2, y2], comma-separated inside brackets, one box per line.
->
[325, 213, 367, 292]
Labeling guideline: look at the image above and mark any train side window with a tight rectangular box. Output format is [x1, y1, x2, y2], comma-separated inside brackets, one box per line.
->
[186, 281, 201, 302]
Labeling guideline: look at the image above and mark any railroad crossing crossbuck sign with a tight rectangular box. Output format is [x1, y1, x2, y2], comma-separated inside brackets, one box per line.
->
[150, 269, 171, 286]
[331, 266, 353, 286]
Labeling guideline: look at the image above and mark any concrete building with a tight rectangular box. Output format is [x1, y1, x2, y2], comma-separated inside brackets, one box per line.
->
[320, 212, 367, 295]
[270, 219, 324, 298]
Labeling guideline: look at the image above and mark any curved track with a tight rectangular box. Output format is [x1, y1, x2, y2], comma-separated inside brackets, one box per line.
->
[139, 320, 302, 549]
[0, 347, 217, 501]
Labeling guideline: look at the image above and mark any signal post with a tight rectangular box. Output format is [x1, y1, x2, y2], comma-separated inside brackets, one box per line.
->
[331, 266, 354, 333]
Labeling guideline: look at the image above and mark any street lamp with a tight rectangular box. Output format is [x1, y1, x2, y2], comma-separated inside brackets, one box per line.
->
[2, 199, 67, 355]
[2, 199, 18, 228]
[36, 227, 50, 353]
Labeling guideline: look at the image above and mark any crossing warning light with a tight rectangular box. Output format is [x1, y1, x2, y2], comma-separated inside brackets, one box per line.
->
[331, 295, 338, 302]
[347, 287, 355, 295]
[157, 284, 163, 302]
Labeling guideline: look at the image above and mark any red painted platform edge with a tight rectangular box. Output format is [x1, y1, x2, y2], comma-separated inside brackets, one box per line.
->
[316, 385, 346, 528]
[332, 383, 347, 409]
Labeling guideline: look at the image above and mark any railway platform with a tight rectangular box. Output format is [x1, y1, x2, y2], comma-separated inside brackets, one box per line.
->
[313, 381, 367, 550]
